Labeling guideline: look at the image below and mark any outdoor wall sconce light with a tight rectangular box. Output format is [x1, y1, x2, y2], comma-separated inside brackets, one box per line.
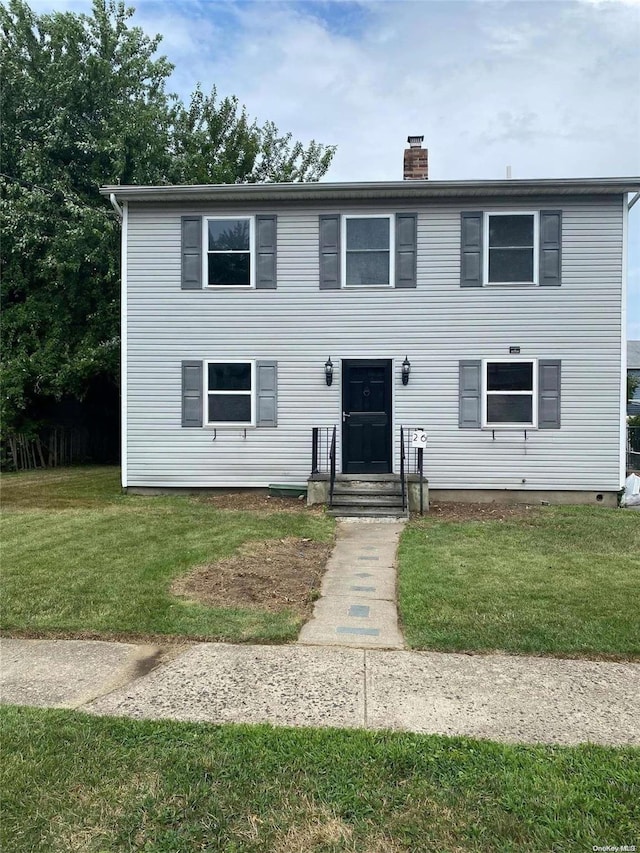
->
[402, 356, 411, 385]
[325, 357, 334, 386]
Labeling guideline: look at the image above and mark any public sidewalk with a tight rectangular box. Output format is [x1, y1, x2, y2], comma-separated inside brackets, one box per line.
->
[1, 637, 639, 746]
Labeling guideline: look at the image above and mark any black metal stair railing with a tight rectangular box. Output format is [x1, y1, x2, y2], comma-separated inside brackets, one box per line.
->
[311, 427, 335, 475]
[400, 425, 406, 513]
[311, 425, 338, 506]
[329, 425, 337, 506]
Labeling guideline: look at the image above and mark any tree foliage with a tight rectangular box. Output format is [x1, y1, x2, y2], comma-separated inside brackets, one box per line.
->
[170, 87, 335, 185]
[1, 0, 336, 435]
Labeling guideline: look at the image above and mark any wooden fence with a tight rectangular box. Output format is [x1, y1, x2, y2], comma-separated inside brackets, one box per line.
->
[4, 427, 105, 471]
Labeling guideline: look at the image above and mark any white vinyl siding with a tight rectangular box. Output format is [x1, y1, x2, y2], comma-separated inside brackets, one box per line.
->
[125, 195, 624, 492]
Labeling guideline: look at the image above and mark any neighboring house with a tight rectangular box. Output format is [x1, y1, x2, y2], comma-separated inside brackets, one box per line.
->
[102, 142, 639, 508]
[628, 340, 640, 416]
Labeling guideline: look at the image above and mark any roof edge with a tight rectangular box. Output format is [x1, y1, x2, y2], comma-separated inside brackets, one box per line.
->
[101, 177, 640, 203]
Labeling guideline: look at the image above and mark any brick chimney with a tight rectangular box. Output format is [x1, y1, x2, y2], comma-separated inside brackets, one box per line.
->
[403, 135, 428, 180]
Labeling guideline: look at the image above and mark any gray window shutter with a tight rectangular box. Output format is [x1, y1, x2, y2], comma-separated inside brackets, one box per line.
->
[460, 212, 483, 287]
[256, 215, 277, 289]
[182, 360, 203, 427]
[395, 213, 417, 288]
[256, 360, 277, 427]
[539, 210, 562, 286]
[319, 215, 341, 289]
[181, 217, 202, 290]
[538, 360, 561, 428]
[459, 360, 482, 428]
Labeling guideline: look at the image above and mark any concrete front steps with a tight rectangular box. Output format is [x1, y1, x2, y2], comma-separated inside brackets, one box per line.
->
[328, 475, 408, 519]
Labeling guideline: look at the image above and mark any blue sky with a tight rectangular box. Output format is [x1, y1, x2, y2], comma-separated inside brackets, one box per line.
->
[31, 0, 640, 338]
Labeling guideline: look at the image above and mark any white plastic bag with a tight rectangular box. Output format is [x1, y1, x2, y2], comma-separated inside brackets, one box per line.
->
[620, 473, 640, 507]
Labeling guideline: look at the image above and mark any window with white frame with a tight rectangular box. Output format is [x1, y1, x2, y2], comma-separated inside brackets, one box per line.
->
[206, 361, 255, 425]
[483, 360, 537, 426]
[343, 215, 393, 287]
[205, 217, 253, 287]
[485, 212, 538, 284]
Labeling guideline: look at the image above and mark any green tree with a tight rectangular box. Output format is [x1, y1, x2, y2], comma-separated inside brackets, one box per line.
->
[170, 86, 335, 185]
[1, 0, 335, 439]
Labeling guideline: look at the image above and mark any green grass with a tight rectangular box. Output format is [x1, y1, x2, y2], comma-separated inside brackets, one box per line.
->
[1, 707, 638, 853]
[0, 467, 334, 642]
[398, 506, 640, 658]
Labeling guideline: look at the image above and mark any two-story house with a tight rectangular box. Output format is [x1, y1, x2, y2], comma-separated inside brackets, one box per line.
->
[102, 141, 639, 512]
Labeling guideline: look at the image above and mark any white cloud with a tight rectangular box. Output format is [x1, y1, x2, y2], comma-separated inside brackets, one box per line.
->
[137, 0, 638, 182]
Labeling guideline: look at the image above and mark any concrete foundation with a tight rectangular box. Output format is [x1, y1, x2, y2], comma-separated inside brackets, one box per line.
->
[127, 486, 271, 497]
[128, 481, 618, 509]
[309, 477, 617, 509]
[428, 489, 618, 507]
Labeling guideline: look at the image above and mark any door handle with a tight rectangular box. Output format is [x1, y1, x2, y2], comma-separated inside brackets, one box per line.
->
[342, 412, 351, 423]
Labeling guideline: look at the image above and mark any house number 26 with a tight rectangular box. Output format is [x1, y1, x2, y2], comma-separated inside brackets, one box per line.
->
[411, 429, 427, 448]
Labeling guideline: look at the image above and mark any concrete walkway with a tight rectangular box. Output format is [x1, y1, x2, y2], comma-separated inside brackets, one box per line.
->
[298, 519, 405, 649]
[2, 517, 639, 746]
[1, 638, 639, 746]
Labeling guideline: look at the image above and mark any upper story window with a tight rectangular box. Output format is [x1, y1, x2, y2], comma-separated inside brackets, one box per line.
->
[461, 209, 561, 288]
[205, 217, 254, 288]
[206, 360, 255, 425]
[342, 215, 394, 287]
[483, 359, 537, 427]
[484, 212, 538, 285]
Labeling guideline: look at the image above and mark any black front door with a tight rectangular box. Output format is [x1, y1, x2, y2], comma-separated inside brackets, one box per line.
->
[342, 359, 392, 474]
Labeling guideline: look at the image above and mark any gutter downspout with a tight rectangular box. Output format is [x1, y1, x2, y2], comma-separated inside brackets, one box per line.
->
[629, 192, 640, 210]
[109, 192, 123, 220]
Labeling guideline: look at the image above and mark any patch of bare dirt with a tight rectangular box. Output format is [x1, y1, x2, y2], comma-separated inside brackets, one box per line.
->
[196, 490, 324, 514]
[171, 537, 334, 616]
[422, 501, 542, 523]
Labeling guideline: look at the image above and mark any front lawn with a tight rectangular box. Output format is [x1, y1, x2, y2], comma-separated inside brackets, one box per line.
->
[0, 467, 334, 643]
[398, 505, 640, 659]
[1, 707, 638, 852]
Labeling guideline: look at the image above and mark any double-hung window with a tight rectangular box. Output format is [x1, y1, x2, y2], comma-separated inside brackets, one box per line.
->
[205, 217, 254, 288]
[484, 212, 538, 285]
[342, 215, 394, 287]
[483, 360, 537, 427]
[206, 361, 255, 426]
